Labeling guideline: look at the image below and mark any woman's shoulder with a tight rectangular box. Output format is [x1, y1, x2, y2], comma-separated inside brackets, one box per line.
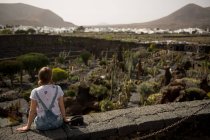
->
[31, 87, 39, 92]
[53, 85, 62, 89]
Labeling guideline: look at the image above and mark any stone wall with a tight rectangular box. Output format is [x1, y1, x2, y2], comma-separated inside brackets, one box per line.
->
[0, 35, 209, 59]
[0, 99, 210, 140]
[0, 35, 139, 59]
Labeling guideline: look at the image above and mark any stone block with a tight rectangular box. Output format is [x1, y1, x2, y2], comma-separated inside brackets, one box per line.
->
[157, 111, 179, 126]
[196, 107, 210, 121]
[62, 124, 90, 140]
[44, 127, 67, 140]
[135, 114, 164, 131]
[118, 123, 137, 136]
[109, 116, 137, 136]
[87, 122, 118, 139]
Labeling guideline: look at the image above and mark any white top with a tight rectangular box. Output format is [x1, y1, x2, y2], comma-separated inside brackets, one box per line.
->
[30, 85, 64, 117]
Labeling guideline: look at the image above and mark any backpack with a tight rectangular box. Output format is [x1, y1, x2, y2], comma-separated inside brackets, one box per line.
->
[34, 86, 63, 130]
[70, 115, 84, 126]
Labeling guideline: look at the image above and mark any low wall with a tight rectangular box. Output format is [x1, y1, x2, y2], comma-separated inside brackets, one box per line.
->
[0, 35, 210, 59]
[0, 99, 210, 140]
[0, 35, 138, 59]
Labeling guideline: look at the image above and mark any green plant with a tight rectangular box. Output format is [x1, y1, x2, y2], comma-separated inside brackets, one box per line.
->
[124, 51, 134, 79]
[74, 26, 85, 32]
[146, 93, 162, 105]
[80, 51, 91, 66]
[22, 91, 31, 102]
[117, 46, 123, 62]
[15, 30, 28, 34]
[187, 69, 200, 78]
[0, 29, 12, 34]
[110, 55, 117, 99]
[17, 53, 49, 81]
[65, 90, 76, 97]
[56, 51, 71, 64]
[90, 84, 108, 99]
[147, 43, 157, 52]
[183, 87, 207, 101]
[99, 99, 114, 112]
[99, 60, 107, 66]
[137, 81, 159, 105]
[146, 67, 160, 77]
[52, 68, 68, 83]
[207, 92, 210, 98]
[67, 83, 79, 96]
[69, 75, 79, 82]
[0, 60, 22, 86]
[27, 28, 36, 34]
[182, 78, 200, 88]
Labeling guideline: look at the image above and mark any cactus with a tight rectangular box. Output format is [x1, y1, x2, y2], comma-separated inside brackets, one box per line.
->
[57, 50, 71, 64]
[123, 50, 135, 79]
[110, 55, 117, 99]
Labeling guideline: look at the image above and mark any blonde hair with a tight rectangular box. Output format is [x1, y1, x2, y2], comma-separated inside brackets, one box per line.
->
[38, 67, 52, 86]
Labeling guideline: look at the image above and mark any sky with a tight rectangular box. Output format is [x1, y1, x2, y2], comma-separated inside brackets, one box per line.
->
[0, 0, 210, 26]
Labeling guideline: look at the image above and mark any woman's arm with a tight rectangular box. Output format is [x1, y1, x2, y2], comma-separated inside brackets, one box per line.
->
[16, 99, 37, 132]
[58, 96, 67, 122]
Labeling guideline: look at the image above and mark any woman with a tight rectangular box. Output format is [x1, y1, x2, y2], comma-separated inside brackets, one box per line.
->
[17, 67, 67, 132]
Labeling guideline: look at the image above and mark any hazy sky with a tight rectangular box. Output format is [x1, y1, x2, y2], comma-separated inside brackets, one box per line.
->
[0, 0, 210, 25]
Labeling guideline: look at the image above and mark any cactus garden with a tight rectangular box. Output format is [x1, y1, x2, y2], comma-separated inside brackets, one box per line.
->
[0, 34, 210, 128]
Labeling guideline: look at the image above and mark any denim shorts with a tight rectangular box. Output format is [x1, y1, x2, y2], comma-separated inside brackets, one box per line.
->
[34, 115, 63, 130]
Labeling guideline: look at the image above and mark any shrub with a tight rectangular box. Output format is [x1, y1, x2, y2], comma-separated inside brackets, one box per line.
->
[27, 28, 36, 34]
[15, 30, 28, 34]
[89, 84, 108, 99]
[99, 60, 107, 66]
[56, 51, 70, 64]
[146, 93, 162, 105]
[137, 81, 159, 105]
[0, 60, 22, 86]
[74, 26, 85, 32]
[17, 53, 49, 81]
[56, 57, 65, 64]
[80, 51, 91, 66]
[146, 67, 160, 77]
[183, 87, 207, 101]
[182, 78, 200, 88]
[0, 29, 12, 34]
[69, 75, 79, 83]
[65, 90, 76, 97]
[22, 91, 31, 102]
[99, 99, 114, 112]
[52, 68, 68, 83]
[147, 43, 157, 52]
[66, 83, 79, 97]
[207, 92, 210, 98]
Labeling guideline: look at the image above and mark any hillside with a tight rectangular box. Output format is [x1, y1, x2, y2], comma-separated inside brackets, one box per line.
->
[0, 3, 75, 27]
[111, 4, 210, 29]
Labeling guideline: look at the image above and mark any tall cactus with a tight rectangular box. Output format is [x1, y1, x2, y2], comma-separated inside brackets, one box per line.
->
[110, 55, 117, 100]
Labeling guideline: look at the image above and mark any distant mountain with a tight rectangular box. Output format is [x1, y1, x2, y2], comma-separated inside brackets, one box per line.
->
[0, 3, 75, 27]
[111, 4, 210, 29]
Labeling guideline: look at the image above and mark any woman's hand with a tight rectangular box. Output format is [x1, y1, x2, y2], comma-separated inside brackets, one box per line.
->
[16, 125, 30, 132]
[63, 117, 70, 123]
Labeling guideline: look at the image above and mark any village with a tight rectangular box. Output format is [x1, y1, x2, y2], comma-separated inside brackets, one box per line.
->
[0, 24, 210, 35]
